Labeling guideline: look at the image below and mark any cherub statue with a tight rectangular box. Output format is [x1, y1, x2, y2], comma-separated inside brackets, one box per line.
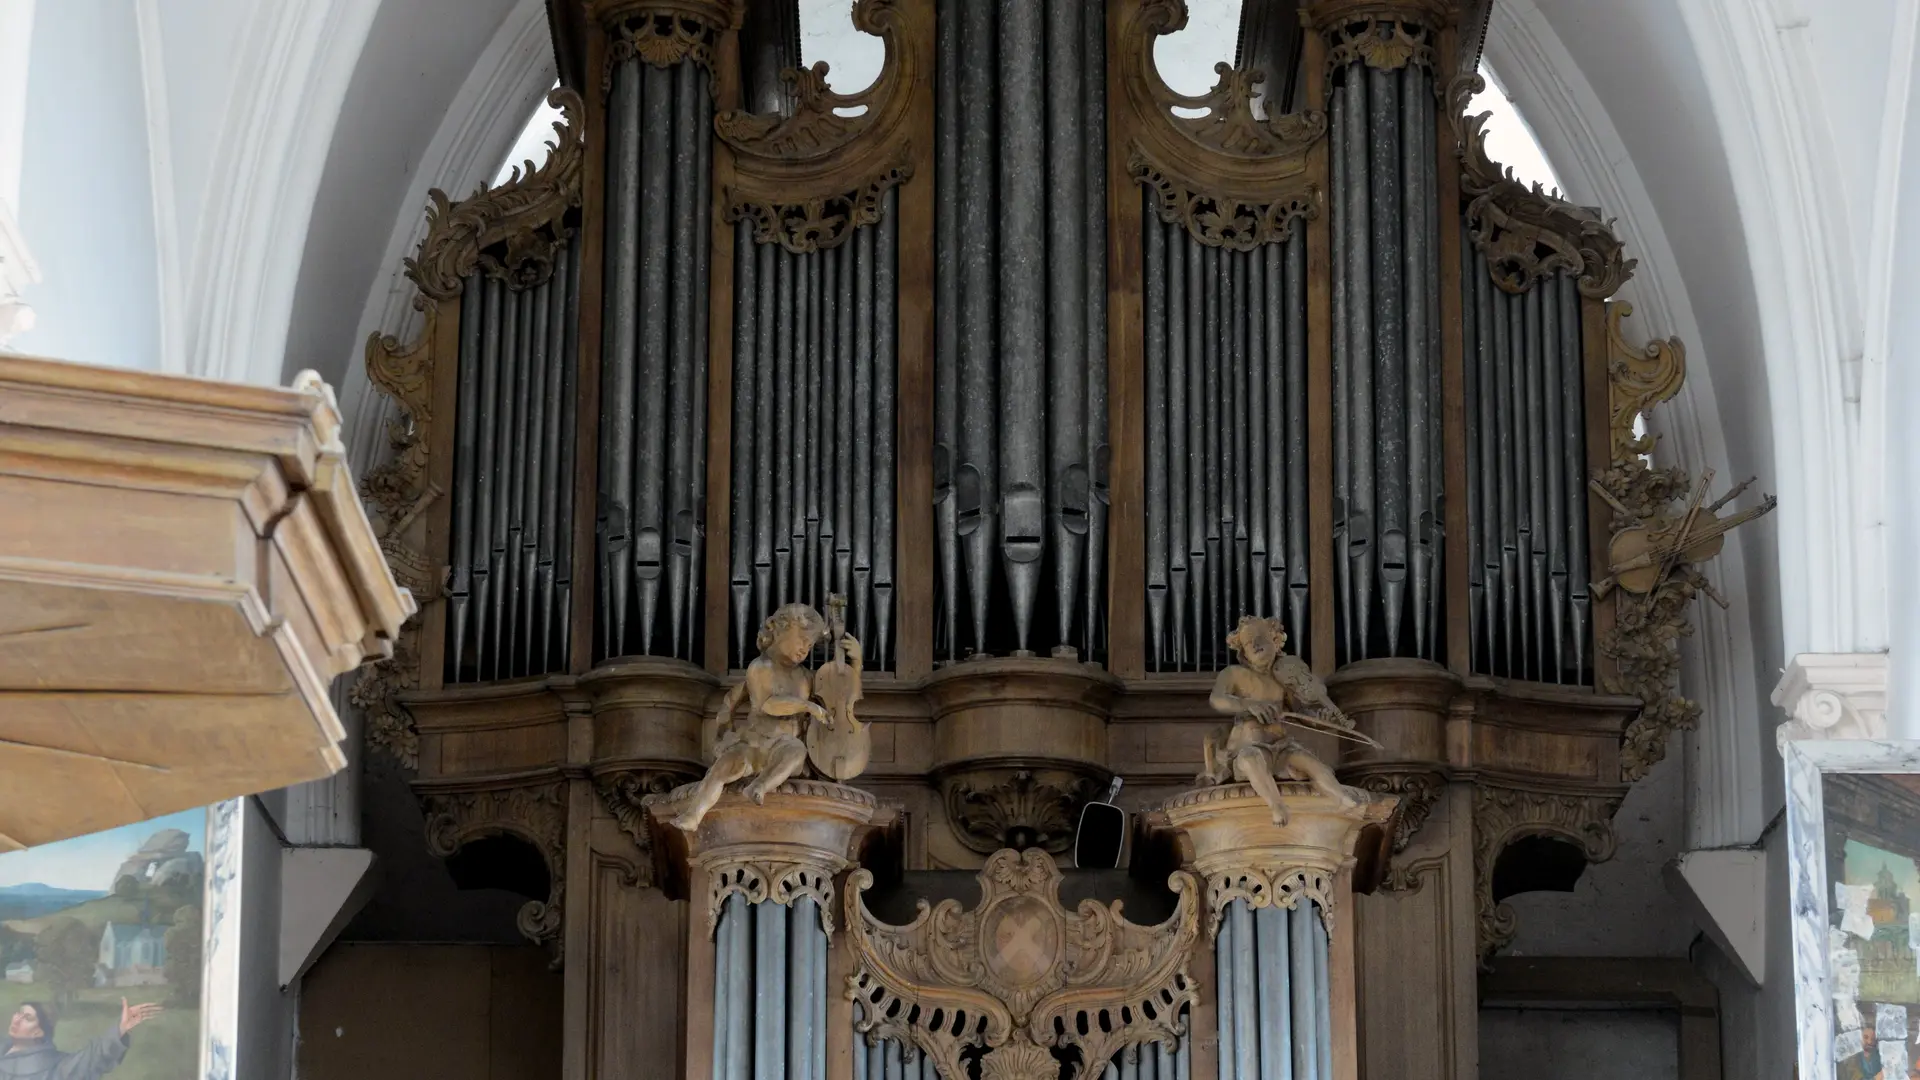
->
[670, 601, 863, 832]
[1200, 615, 1363, 825]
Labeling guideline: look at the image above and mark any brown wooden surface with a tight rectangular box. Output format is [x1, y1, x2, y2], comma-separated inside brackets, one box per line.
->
[1105, 0, 1148, 680]
[298, 944, 563, 1080]
[1582, 296, 1615, 689]
[1188, 929, 1219, 1080]
[1330, 872, 1360, 1080]
[561, 776, 594, 1080]
[894, 27, 937, 681]
[568, 26, 610, 675]
[680, 859, 718, 1080]
[1303, 31, 1337, 676]
[420, 292, 465, 691]
[1435, 26, 1471, 678]
[826, 883, 857, 1075]
[0, 353, 409, 847]
[702, 25, 743, 676]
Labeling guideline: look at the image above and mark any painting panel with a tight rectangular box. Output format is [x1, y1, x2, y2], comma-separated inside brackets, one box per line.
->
[0, 808, 207, 1080]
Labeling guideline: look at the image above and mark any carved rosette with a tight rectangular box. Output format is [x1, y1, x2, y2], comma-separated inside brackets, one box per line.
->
[1443, 74, 1634, 299]
[846, 848, 1201, 1080]
[1347, 768, 1447, 853]
[940, 767, 1105, 856]
[642, 778, 877, 938]
[355, 87, 586, 768]
[1591, 304, 1776, 781]
[716, 0, 925, 254]
[1119, 0, 1324, 251]
[1472, 784, 1620, 963]
[1161, 781, 1395, 939]
[419, 780, 569, 960]
[594, 0, 736, 86]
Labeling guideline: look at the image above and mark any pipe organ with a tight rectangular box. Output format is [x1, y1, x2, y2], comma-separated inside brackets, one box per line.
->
[354, 0, 1774, 1077]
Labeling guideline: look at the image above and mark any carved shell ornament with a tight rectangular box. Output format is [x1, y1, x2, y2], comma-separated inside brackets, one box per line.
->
[847, 849, 1200, 1080]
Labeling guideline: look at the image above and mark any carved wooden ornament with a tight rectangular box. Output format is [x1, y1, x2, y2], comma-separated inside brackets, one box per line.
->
[1117, 0, 1324, 251]
[716, 0, 927, 253]
[846, 848, 1200, 1080]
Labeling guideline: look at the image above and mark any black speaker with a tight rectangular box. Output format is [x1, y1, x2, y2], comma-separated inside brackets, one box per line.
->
[1073, 778, 1126, 869]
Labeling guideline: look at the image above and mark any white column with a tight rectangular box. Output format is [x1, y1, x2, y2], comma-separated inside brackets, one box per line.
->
[0, 0, 39, 349]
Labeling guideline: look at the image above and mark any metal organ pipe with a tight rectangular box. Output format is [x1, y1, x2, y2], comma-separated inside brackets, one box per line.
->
[592, 48, 709, 663]
[933, 0, 1110, 661]
[1459, 244, 1593, 683]
[1328, 53, 1444, 666]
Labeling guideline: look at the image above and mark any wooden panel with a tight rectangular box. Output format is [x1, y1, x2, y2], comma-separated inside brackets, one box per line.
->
[591, 863, 689, 1080]
[1357, 857, 1458, 1079]
[703, 22, 743, 676]
[298, 944, 562, 1080]
[894, 30, 938, 682]
[569, 27, 610, 674]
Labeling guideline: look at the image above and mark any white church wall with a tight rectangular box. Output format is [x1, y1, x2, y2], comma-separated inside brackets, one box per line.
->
[11, 0, 164, 371]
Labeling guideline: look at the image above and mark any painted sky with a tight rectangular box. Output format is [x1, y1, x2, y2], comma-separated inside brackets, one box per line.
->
[0, 808, 206, 892]
[1845, 838, 1920, 900]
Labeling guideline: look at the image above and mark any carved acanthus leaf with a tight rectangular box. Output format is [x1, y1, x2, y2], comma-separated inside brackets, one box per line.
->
[352, 628, 421, 770]
[1133, 147, 1315, 251]
[1472, 785, 1620, 963]
[726, 161, 911, 254]
[1351, 770, 1447, 853]
[848, 849, 1199, 1080]
[403, 88, 585, 302]
[595, 768, 696, 863]
[1206, 865, 1337, 938]
[1324, 16, 1436, 71]
[420, 781, 569, 963]
[1446, 74, 1634, 299]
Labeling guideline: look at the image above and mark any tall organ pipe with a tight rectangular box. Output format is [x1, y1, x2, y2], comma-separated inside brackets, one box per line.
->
[935, 0, 1110, 660]
[1328, 55, 1445, 666]
[1460, 249, 1593, 683]
[1212, 900, 1330, 1080]
[448, 274, 483, 679]
[594, 48, 709, 663]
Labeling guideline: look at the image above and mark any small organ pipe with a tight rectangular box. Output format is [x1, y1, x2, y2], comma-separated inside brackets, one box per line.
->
[1083, 0, 1110, 659]
[821, 244, 841, 602]
[787, 898, 816, 1080]
[541, 256, 570, 670]
[1229, 901, 1257, 1080]
[723, 893, 751, 1080]
[874, 189, 899, 669]
[1046, 0, 1087, 653]
[774, 247, 796, 612]
[754, 901, 788, 1080]
[1145, 202, 1169, 668]
[1290, 905, 1320, 1080]
[1369, 65, 1405, 658]
[1255, 905, 1290, 1080]
[1560, 275, 1590, 679]
[558, 241, 580, 664]
[599, 65, 639, 659]
[666, 59, 699, 660]
[520, 281, 551, 675]
[1285, 230, 1309, 640]
[1330, 82, 1352, 662]
[797, 252, 817, 609]
[1312, 908, 1333, 1080]
[1168, 221, 1190, 668]
[955, 0, 997, 657]
[853, 223, 875, 645]
[1492, 281, 1517, 672]
[633, 62, 674, 656]
[1201, 243, 1222, 669]
[835, 240, 856, 601]
[732, 226, 758, 666]
[1343, 70, 1373, 660]
[1521, 286, 1545, 678]
[934, 0, 959, 661]
[489, 283, 521, 679]
[1401, 62, 1432, 662]
[998, 0, 1047, 653]
[1464, 235, 1484, 667]
[1541, 275, 1567, 681]
[450, 274, 483, 678]
[1215, 897, 1237, 1073]
[714, 892, 739, 1079]
[755, 243, 778, 643]
[1230, 249, 1250, 625]
[687, 77, 713, 661]
[1249, 246, 1270, 618]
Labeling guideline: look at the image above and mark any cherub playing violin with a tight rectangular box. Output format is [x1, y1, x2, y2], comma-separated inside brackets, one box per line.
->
[1200, 615, 1367, 826]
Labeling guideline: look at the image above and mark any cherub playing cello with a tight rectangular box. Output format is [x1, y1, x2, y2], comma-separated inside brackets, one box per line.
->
[1200, 615, 1371, 826]
[670, 599, 866, 832]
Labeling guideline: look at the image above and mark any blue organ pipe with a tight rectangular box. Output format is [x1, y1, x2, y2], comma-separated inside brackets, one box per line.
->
[713, 892, 738, 1080]
[1229, 901, 1257, 1080]
[1313, 907, 1333, 1080]
[1215, 898, 1237, 1072]
[1256, 904, 1292, 1080]
[723, 894, 751, 1080]
[754, 901, 788, 1080]
[787, 898, 815, 1080]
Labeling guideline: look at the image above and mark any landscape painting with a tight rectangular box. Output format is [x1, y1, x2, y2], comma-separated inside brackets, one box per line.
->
[0, 808, 204, 1080]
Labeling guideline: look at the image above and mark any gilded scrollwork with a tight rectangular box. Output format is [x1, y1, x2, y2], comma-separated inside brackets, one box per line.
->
[717, 0, 925, 255]
[1445, 74, 1634, 299]
[847, 848, 1200, 1080]
[420, 781, 569, 962]
[1472, 784, 1619, 963]
[1590, 304, 1776, 781]
[1323, 17, 1436, 71]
